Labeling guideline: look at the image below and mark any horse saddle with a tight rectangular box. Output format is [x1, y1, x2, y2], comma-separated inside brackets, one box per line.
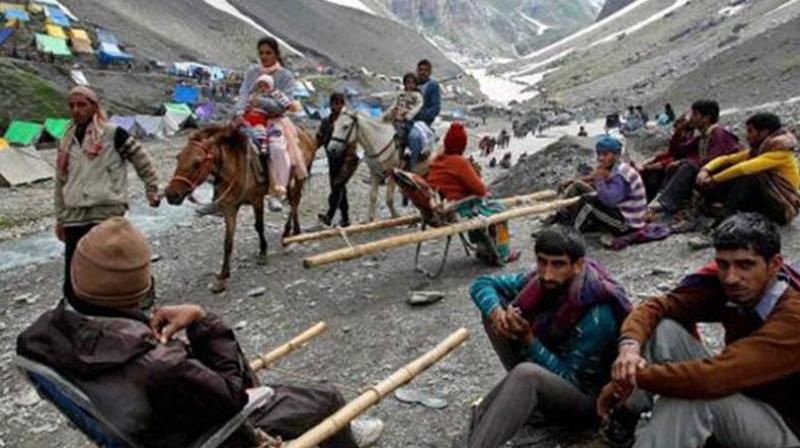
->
[247, 142, 270, 185]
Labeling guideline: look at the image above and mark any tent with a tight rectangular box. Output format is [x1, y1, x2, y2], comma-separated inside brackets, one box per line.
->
[34, 0, 77, 20]
[135, 115, 165, 139]
[4, 121, 43, 145]
[68, 28, 92, 53]
[163, 102, 194, 117]
[0, 137, 8, 150]
[43, 118, 70, 140]
[96, 42, 130, 65]
[0, 146, 53, 186]
[45, 5, 70, 27]
[162, 103, 193, 136]
[173, 84, 200, 105]
[45, 24, 66, 39]
[194, 102, 216, 121]
[0, 3, 25, 12]
[3, 8, 28, 22]
[0, 27, 13, 46]
[70, 69, 88, 86]
[35, 33, 71, 57]
[110, 116, 144, 139]
[292, 82, 310, 99]
[353, 102, 382, 118]
[95, 28, 118, 45]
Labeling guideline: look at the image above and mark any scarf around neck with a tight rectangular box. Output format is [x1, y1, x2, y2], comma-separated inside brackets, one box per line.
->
[57, 110, 108, 177]
[512, 258, 632, 347]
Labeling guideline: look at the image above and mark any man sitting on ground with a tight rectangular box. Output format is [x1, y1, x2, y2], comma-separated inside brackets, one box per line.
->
[639, 114, 699, 202]
[649, 99, 739, 216]
[696, 112, 800, 225]
[17, 217, 383, 448]
[598, 213, 800, 448]
[552, 135, 647, 236]
[467, 227, 631, 448]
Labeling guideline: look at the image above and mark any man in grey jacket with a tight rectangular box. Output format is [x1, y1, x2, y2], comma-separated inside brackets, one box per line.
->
[54, 86, 160, 301]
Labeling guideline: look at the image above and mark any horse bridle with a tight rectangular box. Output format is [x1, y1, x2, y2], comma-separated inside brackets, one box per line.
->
[330, 111, 358, 148]
[169, 140, 217, 193]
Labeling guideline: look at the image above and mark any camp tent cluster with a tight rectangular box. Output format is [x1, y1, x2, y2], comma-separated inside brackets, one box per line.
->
[109, 103, 195, 140]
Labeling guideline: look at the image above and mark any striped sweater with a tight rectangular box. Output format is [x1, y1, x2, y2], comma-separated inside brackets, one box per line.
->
[595, 161, 647, 229]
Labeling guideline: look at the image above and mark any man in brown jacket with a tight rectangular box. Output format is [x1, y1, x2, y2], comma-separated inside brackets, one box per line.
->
[18, 218, 383, 447]
[55, 86, 160, 302]
[597, 213, 800, 447]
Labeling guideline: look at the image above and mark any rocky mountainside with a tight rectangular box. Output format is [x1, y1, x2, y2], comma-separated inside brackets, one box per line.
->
[360, 0, 603, 61]
[597, 0, 636, 21]
[492, 0, 800, 121]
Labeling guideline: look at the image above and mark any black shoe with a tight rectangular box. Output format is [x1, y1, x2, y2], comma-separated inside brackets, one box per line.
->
[318, 213, 332, 226]
[339, 219, 351, 228]
[602, 408, 639, 448]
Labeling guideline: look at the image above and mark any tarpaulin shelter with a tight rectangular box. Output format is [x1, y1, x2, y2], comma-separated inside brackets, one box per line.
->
[0, 145, 53, 186]
[45, 24, 66, 39]
[43, 118, 70, 140]
[110, 116, 144, 139]
[194, 102, 216, 121]
[34, 0, 77, 20]
[134, 115, 165, 139]
[96, 42, 130, 65]
[35, 33, 71, 57]
[3, 8, 29, 22]
[353, 102, 382, 118]
[45, 5, 70, 27]
[0, 27, 13, 46]
[95, 28, 118, 45]
[4, 121, 43, 145]
[292, 82, 310, 99]
[0, 3, 24, 12]
[173, 84, 200, 105]
[68, 28, 92, 54]
[162, 103, 193, 136]
[0, 137, 8, 150]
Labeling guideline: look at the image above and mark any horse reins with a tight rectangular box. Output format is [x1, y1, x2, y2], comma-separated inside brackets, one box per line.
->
[333, 112, 395, 163]
[169, 140, 240, 205]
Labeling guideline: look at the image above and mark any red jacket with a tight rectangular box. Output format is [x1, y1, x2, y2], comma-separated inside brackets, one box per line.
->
[427, 154, 488, 201]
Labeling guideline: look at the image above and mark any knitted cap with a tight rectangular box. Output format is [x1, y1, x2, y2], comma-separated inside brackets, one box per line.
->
[444, 122, 468, 155]
[596, 135, 623, 154]
[71, 217, 152, 310]
[255, 74, 275, 90]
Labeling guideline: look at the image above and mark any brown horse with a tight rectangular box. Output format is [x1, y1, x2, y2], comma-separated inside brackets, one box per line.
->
[165, 125, 318, 293]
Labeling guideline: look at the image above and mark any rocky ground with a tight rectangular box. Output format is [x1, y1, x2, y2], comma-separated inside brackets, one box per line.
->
[1, 120, 799, 448]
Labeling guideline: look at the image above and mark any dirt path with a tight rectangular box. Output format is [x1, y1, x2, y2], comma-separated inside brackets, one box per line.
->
[2, 130, 799, 448]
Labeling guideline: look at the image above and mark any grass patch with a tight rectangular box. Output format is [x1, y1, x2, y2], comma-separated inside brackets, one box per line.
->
[0, 62, 69, 130]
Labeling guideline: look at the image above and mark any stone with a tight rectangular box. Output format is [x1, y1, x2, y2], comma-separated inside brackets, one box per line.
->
[285, 279, 306, 290]
[650, 267, 674, 276]
[234, 320, 248, 330]
[247, 287, 267, 297]
[150, 254, 162, 263]
[408, 291, 445, 306]
[15, 388, 41, 407]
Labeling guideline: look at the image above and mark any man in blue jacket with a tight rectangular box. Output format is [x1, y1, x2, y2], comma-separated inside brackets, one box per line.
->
[407, 59, 441, 170]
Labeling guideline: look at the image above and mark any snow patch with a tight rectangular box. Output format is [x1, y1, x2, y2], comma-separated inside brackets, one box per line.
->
[201, 0, 305, 56]
[518, 11, 551, 36]
[468, 68, 540, 106]
[771, 0, 800, 14]
[719, 4, 747, 17]
[591, 0, 690, 48]
[721, 95, 800, 116]
[321, 0, 375, 15]
[509, 49, 574, 78]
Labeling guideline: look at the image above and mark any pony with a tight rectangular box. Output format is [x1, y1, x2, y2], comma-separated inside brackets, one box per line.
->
[327, 110, 442, 222]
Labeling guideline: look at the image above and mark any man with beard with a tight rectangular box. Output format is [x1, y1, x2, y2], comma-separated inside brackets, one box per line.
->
[406, 59, 441, 170]
[466, 226, 632, 448]
[598, 213, 800, 447]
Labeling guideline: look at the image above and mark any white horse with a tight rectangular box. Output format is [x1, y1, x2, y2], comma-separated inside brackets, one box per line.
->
[327, 110, 442, 222]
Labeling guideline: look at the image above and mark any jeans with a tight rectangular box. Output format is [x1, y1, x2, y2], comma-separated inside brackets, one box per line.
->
[407, 125, 424, 170]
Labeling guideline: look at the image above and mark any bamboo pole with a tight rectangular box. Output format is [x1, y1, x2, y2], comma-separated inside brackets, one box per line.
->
[249, 322, 327, 372]
[282, 190, 558, 247]
[286, 328, 469, 448]
[303, 196, 580, 269]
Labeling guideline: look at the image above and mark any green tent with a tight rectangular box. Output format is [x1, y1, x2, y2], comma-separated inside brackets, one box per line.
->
[4, 121, 43, 146]
[35, 33, 72, 57]
[44, 118, 70, 139]
[163, 102, 194, 116]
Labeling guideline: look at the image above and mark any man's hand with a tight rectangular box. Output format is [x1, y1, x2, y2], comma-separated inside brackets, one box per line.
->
[596, 381, 633, 422]
[488, 307, 512, 339]
[506, 306, 535, 347]
[696, 169, 713, 188]
[612, 342, 647, 388]
[150, 305, 207, 344]
[594, 165, 611, 180]
[55, 222, 65, 242]
[147, 190, 161, 208]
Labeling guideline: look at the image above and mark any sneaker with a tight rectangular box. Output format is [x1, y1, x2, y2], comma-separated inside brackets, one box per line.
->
[318, 213, 332, 227]
[268, 197, 283, 212]
[601, 408, 639, 448]
[351, 417, 384, 447]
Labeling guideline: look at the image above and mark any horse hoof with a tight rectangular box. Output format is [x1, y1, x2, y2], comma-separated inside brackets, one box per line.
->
[209, 279, 227, 294]
[256, 255, 268, 266]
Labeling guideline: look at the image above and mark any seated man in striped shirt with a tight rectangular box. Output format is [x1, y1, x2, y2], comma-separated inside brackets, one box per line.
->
[466, 227, 632, 448]
[551, 136, 647, 236]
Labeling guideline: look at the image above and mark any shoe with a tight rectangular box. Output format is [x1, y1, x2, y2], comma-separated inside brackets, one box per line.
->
[351, 417, 384, 447]
[601, 408, 639, 448]
[268, 197, 283, 212]
[339, 219, 351, 228]
[196, 202, 223, 217]
[318, 213, 332, 227]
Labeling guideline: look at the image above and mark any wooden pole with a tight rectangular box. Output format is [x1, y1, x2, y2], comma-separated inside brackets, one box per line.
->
[249, 322, 327, 372]
[303, 196, 580, 269]
[286, 328, 469, 448]
[282, 190, 557, 247]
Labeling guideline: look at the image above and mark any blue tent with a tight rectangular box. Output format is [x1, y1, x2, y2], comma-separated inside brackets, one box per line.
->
[0, 27, 13, 46]
[4, 9, 29, 22]
[292, 82, 310, 99]
[96, 42, 131, 65]
[46, 6, 70, 27]
[173, 84, 200, 105]
[95, 28, 119, 46]
[354, 102, 382, 118]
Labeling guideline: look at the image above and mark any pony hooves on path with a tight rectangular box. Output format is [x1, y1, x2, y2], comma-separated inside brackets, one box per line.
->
[256, 254, 269, 266]
[209, 279, 227, 294]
